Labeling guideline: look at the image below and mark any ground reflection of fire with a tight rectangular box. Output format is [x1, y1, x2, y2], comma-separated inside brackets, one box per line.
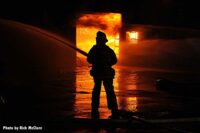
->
[76, 13, 122, 58]
[74, 65, 138, 118]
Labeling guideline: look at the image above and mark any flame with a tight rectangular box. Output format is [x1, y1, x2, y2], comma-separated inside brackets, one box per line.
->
[126, 31, 139, 44]
[127, 31, 138, 39]
[76, 13, 122, 57]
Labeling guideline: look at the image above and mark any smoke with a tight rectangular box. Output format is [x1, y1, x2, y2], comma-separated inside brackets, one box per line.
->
[119, 37, 200, 71]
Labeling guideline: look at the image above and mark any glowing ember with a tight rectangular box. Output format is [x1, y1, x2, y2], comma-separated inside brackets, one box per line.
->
[76, 13, 122, 57]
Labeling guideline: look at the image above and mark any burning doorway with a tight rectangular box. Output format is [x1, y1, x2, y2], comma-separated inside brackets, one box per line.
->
[76, 13, 122, 59]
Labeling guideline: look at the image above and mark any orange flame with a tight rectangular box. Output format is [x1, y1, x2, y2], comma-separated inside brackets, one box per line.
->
[127, 31, 138, 39]
[126, 31, 139, 44]
[76, 13, 122, 57]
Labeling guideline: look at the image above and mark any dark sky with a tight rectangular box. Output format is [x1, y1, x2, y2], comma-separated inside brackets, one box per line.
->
[1, 0, 200, 30]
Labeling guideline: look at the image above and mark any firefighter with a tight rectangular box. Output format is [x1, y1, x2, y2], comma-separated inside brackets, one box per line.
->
[87, 31, 119, 119]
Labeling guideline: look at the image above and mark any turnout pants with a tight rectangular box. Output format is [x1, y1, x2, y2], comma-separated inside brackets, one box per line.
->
[92, 77, 118, 111]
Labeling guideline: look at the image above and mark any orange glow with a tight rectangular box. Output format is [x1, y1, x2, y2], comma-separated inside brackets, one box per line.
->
[128, 31, 138, 39]
[126, 31, 139, 44]
[126, 97, 138, 111]
[76, 13, 122, 57]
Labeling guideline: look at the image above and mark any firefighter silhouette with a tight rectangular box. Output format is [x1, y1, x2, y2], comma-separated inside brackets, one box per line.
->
[87, 31, 119, 119]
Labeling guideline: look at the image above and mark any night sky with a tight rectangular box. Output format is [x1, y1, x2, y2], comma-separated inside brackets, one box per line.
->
[1, 0, 200, 31]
